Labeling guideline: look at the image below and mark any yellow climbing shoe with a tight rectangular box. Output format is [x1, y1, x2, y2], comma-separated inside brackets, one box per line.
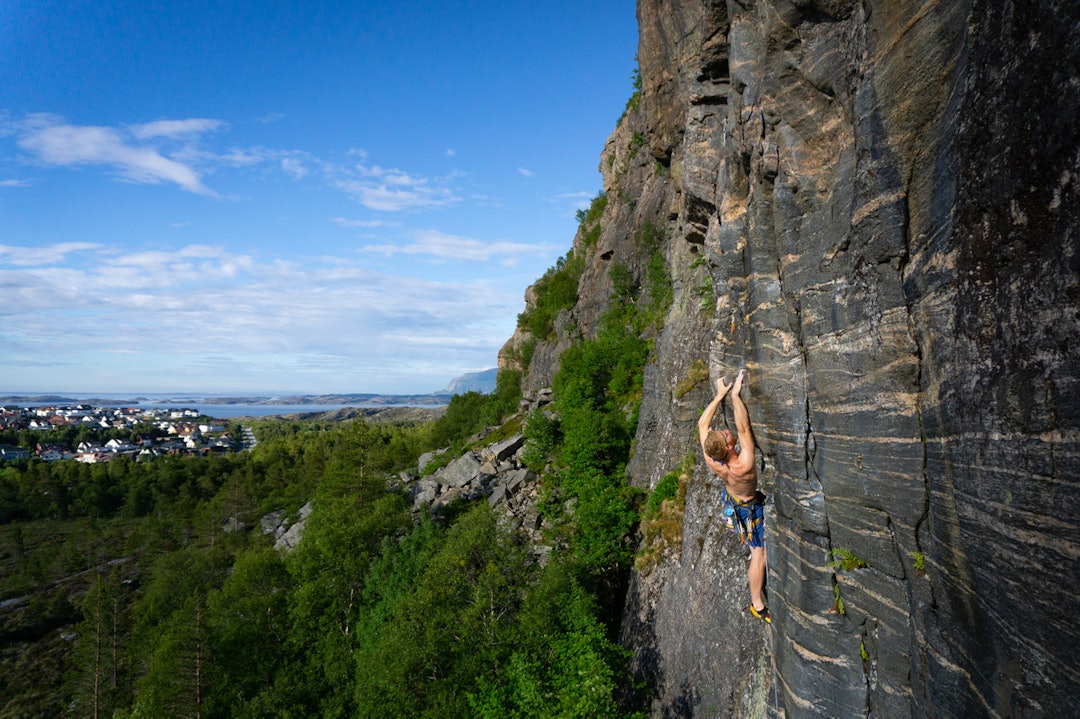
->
[750, 604, 771, 624]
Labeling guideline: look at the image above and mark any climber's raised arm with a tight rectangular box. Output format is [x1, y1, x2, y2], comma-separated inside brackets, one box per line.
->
[698, 376, 731, 452]
[729, 369, 756, 472]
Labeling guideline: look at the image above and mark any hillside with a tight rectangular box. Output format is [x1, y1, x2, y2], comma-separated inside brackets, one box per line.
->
[436, 368, 498, 395]
[500, 0, 1080, 715]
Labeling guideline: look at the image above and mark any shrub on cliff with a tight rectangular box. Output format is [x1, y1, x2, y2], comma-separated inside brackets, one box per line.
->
[517, 250, 585, 341]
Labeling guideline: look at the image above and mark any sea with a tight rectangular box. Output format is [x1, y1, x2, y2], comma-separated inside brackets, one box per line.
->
[0, 392, 440, 419]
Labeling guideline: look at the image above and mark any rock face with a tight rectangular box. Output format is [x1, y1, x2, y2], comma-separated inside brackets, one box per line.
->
[262, 502, 314, 552]
[503, 0, 1079, 716]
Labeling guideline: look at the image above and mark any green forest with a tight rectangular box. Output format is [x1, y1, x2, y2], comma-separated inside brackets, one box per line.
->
[0, 261, 675, 718]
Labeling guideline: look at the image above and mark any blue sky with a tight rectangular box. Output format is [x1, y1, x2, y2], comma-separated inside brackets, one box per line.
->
[0, 0, 639, 395]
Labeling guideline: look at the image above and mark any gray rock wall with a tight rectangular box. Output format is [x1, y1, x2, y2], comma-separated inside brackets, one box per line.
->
[506, 0, 1079, 716]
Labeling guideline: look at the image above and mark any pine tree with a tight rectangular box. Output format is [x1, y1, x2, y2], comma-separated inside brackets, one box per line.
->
[70, 569, 128, 718]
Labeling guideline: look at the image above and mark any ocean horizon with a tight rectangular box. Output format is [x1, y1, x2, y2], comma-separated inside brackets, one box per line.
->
[0, 391, 449, 419]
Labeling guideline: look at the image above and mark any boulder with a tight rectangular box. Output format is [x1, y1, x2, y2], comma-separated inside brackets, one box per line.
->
[432, 487, 465, 511]
[504, 468, 534, 494]
[487, 434, 525, 463]
[417, 447, 447, 474]
[436, 453, 481, 489]
[260, 509, 286, 538]
[488, 484, 507, 507]
[411, 478, 439, 509]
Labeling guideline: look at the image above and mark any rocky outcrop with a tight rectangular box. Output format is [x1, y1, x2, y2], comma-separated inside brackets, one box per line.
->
[403, 433, 551, 550]
[400, 394, 562, 554]
[261, 502, 313, 552]
[503, 0, 1079, 716]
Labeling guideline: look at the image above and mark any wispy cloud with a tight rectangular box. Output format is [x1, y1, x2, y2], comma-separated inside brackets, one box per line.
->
[255, 112, 285, 124]
[15, 114, 218, 195]
[331, 216, 391, 228]
[332, 164, 460, 212]
[0, 241, 102, 267]
[517, 167, 535, 177]
[555, 190, 592, 204]
[0, 179, 31, 187]
[8, 114, 469, 215]
[0, 241, 518, 391]
[553, 190, 595, 216]
[361, 229, 554, 263]
[281, 156, 309, 178]
[129, 118, 226, 140]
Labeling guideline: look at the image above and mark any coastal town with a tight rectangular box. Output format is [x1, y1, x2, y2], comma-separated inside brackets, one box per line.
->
[0, 403, 255, 463]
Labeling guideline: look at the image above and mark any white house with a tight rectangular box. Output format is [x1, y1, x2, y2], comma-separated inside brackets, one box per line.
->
[76, 452, 113, 464]
[105, 439, 137, 453]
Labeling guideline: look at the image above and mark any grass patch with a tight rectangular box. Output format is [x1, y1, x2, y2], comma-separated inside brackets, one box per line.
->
[828, 547, 869, 572]
[674, 359, 710, 399]
[634, 454, 694, 571]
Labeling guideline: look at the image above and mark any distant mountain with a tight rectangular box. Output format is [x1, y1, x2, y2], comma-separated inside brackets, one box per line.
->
[437, 368, 498, 395]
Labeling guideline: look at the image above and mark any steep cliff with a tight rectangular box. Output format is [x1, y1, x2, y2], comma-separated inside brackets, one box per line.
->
[503, 0, 1079, 716]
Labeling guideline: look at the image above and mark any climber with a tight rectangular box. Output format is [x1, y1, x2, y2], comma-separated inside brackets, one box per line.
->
[698, 368, 770, 624]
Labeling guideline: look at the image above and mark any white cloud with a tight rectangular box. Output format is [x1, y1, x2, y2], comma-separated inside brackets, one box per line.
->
[255, 112, 285, 124]
[217, 147, 269, 167]
[555, 190, 592, 203]
[517, 167, 535, 177]
[0, 241, 102, 267]
[328, 161, 461, 212]
[0, 179, 31, 187]
[15, 115, 216, 195]
[129, 118, 225, 140]
[9, 115, 471, 216]
[361, 229, 554, 262]
[281, 156, 309, 178]
[446, 148, 456, 157]
[553, 190, 596, 216]
[331, 216, 390, 228]
[0, 242, 519, 382]
[333, 177, 456, 212]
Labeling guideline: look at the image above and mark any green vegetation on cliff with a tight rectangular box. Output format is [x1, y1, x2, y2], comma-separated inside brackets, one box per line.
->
[517, 249, 586, 341]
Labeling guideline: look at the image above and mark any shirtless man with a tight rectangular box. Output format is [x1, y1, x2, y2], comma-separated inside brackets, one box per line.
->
[698, 369, 769, 623]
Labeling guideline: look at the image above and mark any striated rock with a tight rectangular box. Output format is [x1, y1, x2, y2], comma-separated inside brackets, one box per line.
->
[498, 0, 1079, 716]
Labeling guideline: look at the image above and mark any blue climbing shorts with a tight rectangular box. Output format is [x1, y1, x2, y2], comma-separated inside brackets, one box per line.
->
[722, 488, 766, 548]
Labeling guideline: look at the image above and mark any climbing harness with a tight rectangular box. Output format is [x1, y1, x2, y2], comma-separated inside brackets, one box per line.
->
[725, 490, 766, 545]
